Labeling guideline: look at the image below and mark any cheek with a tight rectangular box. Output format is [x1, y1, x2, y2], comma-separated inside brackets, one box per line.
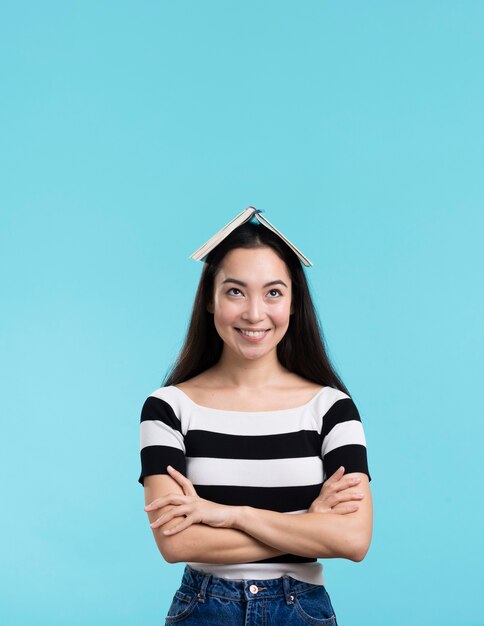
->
[271, 302, 292, 326]
[213, 301, 240, 326]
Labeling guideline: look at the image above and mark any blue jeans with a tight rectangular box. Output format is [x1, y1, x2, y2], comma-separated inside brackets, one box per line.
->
[165, 564, 338, 625]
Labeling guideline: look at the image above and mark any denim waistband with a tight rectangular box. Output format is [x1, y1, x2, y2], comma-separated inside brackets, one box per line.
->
[180, 564, 322, 603]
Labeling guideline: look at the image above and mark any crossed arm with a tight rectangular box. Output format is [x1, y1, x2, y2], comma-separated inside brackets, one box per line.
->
[143, 466, 372, 564]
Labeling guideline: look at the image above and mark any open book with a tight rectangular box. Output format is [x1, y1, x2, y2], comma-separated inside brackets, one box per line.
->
[189, 206, 313, 267]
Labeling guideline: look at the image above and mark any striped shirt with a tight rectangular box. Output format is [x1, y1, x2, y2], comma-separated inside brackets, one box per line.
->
[138, 385, 370, 585]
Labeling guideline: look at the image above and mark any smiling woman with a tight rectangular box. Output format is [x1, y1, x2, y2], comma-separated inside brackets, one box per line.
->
[138, 212, 372, 625]
[207, 247, 293, 363]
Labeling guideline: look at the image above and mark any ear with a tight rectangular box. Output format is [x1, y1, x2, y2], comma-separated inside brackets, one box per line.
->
[207, 300, 214, 314]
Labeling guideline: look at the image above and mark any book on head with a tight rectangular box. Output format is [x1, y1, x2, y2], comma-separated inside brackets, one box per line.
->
[189, 206, 313, 267]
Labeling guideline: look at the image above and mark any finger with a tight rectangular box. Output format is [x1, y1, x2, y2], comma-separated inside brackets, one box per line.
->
[163, 514, 197, 535]
[330, 475, 362, 495]
[150, 504, 192, 528]
[318, 467, 345, 494]
[325, 490, 362, 509]
[341, 475, 362, 489]
[331, 502, 360, 515]
[144, 494, 186, 511]
[144, 494, 189, 511]
[332, 490, 364, 506]
[167, 465, 198, 496]
[325, 466, 345, 485]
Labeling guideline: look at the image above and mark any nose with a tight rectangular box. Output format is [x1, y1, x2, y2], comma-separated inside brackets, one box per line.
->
[241, 296, 266, 324]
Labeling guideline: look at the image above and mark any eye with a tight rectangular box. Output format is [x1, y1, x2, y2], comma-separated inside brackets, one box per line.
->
[227, 287, 243, 296]
[267, 289, 282, 297]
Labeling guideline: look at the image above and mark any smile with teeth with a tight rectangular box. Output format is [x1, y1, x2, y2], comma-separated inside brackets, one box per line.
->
[236, 328, 270, 337]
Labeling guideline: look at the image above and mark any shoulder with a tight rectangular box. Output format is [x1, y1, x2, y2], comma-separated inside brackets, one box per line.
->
[310, 386, 362, 428]
[316, 389, 371, 481]
[140, 385, 187, 424]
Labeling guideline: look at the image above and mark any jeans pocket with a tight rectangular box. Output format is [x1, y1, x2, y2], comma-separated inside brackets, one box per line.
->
[165, 587, 199, 624]
[293, 585, 337, 626]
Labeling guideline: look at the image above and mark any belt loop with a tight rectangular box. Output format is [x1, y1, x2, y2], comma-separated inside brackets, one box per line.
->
[197, 573, 211, 603]
[282, 575, 295, 605]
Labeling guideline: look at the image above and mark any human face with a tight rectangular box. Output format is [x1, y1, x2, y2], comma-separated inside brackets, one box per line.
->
[209, 247, 293, 362]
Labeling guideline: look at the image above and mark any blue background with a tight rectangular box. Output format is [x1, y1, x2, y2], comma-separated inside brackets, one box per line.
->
[1, 1, 483, 624]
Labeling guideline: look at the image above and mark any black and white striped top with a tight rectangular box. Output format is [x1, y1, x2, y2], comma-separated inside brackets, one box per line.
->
[138, 385, 371, 584]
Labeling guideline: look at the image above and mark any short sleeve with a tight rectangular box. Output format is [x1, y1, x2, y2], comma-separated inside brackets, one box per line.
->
[138, 394, 186, 486]
[321, 397, 371, 482]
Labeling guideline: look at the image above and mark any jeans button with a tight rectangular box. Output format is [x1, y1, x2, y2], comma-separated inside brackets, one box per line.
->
[249, 584, 259, 594]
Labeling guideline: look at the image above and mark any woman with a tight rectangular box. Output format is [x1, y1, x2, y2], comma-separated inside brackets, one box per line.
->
[139, 219, 372, 625]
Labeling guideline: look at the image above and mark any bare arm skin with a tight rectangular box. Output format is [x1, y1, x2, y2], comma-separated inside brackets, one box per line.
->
[143, 468, 370, 563]
[143, 474, 285, 563]
[233, 474, 372, 562]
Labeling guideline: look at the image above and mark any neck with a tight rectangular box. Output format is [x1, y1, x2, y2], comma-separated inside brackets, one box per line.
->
[212, 348, 287, 390]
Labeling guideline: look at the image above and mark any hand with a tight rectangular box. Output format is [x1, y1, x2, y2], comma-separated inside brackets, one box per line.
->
[308, 466, 364, 515]
[144, 465, 238, 535]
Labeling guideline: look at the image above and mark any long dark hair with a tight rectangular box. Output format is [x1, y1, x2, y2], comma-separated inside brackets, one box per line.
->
[163, 221, 350, 396]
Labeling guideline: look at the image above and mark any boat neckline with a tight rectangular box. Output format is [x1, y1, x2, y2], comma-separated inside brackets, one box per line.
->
[169, 385, 328, 414]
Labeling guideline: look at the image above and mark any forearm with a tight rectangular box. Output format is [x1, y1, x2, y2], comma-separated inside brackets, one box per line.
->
[233, 507, 372, 562]
[153, 522, 285, 564]
[145, 470, 371, 564]
[145, 473, 285, 564]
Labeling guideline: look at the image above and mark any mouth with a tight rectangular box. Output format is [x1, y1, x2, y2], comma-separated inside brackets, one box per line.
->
[235, 328, 271, 340]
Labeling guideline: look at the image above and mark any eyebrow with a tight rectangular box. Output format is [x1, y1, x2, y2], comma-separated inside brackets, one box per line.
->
[221, 278, 289, 289]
